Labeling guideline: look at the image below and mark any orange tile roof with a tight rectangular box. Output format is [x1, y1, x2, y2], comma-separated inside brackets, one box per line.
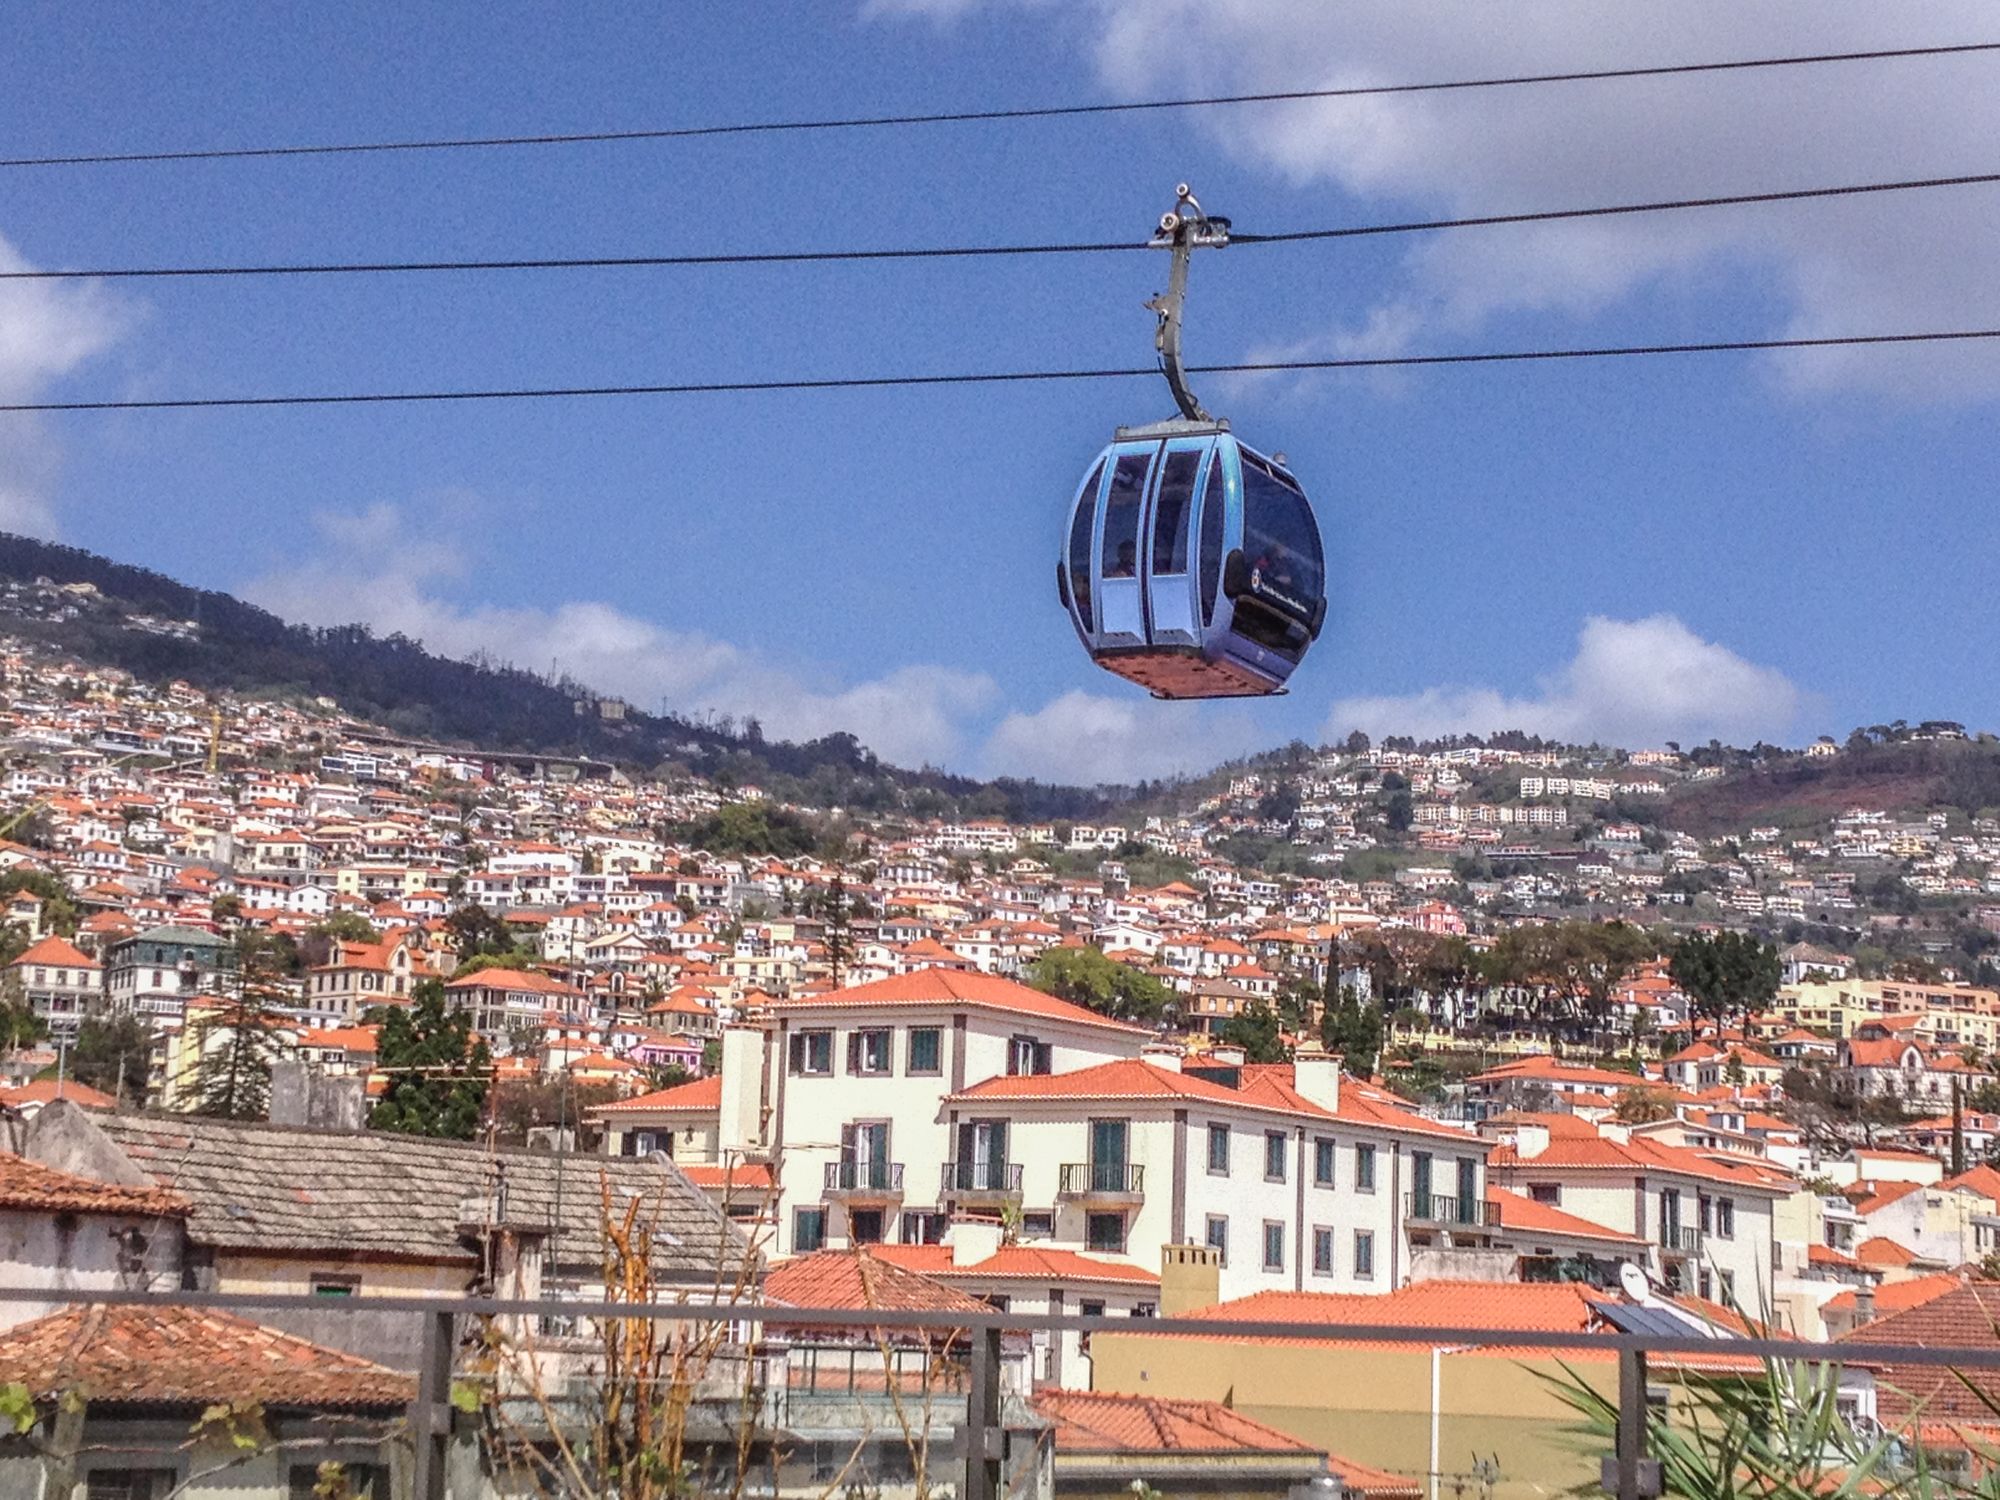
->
[771, 965, 1148, 1034]
[872, 1244, 1159, 1286]
[1808, 1244, 1864, 1271]
[1489, 1132, 1795, 1192]
[0, 1303, 413, 1408]
[765, 1248, 992, 1316]
[0, 1152, 185, 1217]
[8, 934, 98, 969]
[1941, 1164, 2000, 1200]
[1488, 1187, 1644, 1245]
[0, 1079, 116, 1111]
[1825, 1271, 1960, 1315]
[1030, 1388, 1322, 1457]
[679, 1163, 775, 1190]
[1854, 1180, 1924, 1215]
[1855, 1236, 1921, 1268]
[591, 1075, 721, 1114]
[1175, 1280, 1605, 1337]
[1837, 1282, 2000, 1426]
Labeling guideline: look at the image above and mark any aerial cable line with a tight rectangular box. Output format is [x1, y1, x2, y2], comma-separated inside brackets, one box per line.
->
[3, 40, 1995, 169]
[6, 168, 1997, 283]
[6, 327, 1996, 414]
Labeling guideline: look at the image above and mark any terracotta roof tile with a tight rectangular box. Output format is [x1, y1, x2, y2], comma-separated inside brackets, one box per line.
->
[1488, 1187, 1644, 1245]
[1855, 1236, 1921, 1269]
[0, 1151, 185, 1217]
[0, 1079, 117, 1111]
[1030, 1388, 1321, 1456]
[1837, 1281, 2000, 1424]
[0, 1304, 412, 1409]
[771, 966, 1148, 1034]
[591, 1075, 721, 1114]
[765, 1248, 993, 1317]
[1825, 1270, 1960, 1315]
[872, 1244, 1159, 1285]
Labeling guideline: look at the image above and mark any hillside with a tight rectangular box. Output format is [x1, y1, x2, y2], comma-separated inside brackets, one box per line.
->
[0, 533, 1122, 823]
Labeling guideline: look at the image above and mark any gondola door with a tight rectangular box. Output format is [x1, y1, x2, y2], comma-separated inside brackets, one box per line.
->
[1141, 439, 1209, 649]
[1094, 447, 1154, 646]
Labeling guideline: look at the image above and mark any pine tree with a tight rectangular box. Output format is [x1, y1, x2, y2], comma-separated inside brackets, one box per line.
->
[369, 979, 492, 1139]
[823, 871, 853, 988]
[191, 930, 286, 1119]
[1320, 983, 1383, 1077]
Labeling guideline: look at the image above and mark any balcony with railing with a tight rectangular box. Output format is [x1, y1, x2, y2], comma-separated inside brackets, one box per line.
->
[940, 1160, 1024, 1203]
[1403, 1192, 1499, 1228]
[1057, 1162, 1144, 1202]
[823, 1160, 905, 1200]
[1658, 1223, 1701, 1255]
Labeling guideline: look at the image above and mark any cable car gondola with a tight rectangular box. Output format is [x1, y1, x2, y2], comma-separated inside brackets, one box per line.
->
[1057, 187, 1326, 699]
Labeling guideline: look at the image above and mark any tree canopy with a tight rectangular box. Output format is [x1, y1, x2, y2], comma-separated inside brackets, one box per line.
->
[1024, 946, 1175, 1026]
[368, 979, 492, 1139]
[1670, 930, 1781, 1028]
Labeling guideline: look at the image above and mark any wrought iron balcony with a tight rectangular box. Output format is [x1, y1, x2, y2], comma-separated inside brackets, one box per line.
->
[823, 1161, 905, 1199]
[1659, 1224, 1701, 1254]
[1058, 1162, 1145, 1201]
[1403, 1192, 1498, 1228]
[940, 1161, 1024, 1199]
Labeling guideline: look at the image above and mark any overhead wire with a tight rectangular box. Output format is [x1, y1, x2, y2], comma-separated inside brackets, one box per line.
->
[4, 40, 1996, 169]
[6, 327, 1995, 414]
[4, 169, 1996, 283]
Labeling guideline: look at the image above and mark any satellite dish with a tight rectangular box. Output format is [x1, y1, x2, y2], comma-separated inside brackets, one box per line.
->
[1618, 1261, 1651, 1303]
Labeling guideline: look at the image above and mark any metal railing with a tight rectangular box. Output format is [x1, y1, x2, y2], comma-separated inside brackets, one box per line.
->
[823, 1159, 904, 1194]
[1058, 1161, 1144, 1196]
[11, 1284, 2000, 1500]
[941, 1159, 1024, 1195]
[1660, 1224, 1701, 1253]
[1403, 1192, 1498, 1227]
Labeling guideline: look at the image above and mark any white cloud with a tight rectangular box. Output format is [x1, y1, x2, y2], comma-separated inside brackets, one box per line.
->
[886, 0, 2000, 400]
[1325, 614, 1806, 747]
[244, 501, 1000, 770]
[983, 689, 1263, 783]
[0, 230, 129, 538]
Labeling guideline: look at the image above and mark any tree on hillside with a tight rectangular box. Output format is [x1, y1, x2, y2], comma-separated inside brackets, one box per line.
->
[68, 1014, 154, 1105]
[191, 930, 288, 1119]
[1671, 930, 1781, 1030]
[368, 979, 491, 1140]
[1612, 1084, 1678, 1124]
[819, 871, 855, 987]
[1217, 1000, 1289, 1064]
[1025, 946, 1174, 1026]
[1320, 985, 1383, 1077]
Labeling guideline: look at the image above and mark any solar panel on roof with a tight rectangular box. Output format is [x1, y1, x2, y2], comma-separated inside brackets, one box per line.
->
[1597, 1301, 1705, 1338]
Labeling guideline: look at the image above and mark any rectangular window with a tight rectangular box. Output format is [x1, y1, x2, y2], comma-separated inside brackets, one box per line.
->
[907, 1027, 942, 1074]
[788, 1029, 832, 1076]
[1008, 1035, 1053, 1076]
[1715, 1198, 1735, 1239]
[793, 1207, 827, 1253]
[1262, 1220, 1285, 1272]
[1204, 1214, 1228, 1266]
[310, 1274, 360, 1297]
[1528, 1183, 1561, 1205]
[1355, 1144, 1377, 1191]
[1313, 1137, 1335, 1188]
[1207, 1122, 1230, 1175]
[1354, 1230, 1376, 1279]
[848, 1028, 892, 1075]
[1312, 1226, 1335, 1276]
[1718, 1269, 1736, 1302]
[1086, 1212, 1127, 1254]
[1020, 1210, 1055, 1240]
[849, 1208, 885, 1244]
[1264, 1131, 1287, 1182]
[900, 1210, 947, 1244]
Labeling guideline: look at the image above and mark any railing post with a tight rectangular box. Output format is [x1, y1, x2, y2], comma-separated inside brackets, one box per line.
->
[411, 1307, 456, 1500]
[1611, 1346, 1657, 1500]
[962, 1323, 1003, 1500]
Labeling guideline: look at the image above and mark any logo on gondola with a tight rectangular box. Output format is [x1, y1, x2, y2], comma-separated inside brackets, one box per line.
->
[1248, 568, 1308, 619]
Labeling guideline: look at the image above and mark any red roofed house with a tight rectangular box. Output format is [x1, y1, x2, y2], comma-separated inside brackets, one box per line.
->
[304, 932, 420, 1023]
[0, 1152, 186, 1330]
[446, 965, 589, 1039]
[1031, 1388, 1345, 1500]
[4, 933, 99, 1038]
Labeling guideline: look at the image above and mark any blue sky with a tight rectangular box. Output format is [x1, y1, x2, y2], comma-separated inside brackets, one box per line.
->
[3, 2, 1998, 783]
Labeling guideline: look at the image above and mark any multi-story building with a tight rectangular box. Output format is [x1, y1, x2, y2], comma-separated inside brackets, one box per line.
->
[101, 924, 236, 1023]
[5, 934, 101, 1036]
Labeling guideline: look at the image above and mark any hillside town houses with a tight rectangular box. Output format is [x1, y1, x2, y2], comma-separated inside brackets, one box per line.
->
[11, 632, 2000, 1491]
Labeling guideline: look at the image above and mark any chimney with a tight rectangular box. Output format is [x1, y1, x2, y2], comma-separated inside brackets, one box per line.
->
[717, 1025, 765, 1156]
[949, 1216, 1004, 1268]
[1513, 1122, 1551, 1159]
[1852, 1281, 1875, 1327]
[1292, 1043, 1340, 1113]
[1140, 1042, 1183, 1073]
[1160, 1242, 1222, 1317]
[1210, 1044, 1248, 1067]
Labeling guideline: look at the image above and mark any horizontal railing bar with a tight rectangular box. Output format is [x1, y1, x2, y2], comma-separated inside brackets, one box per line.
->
[0, 1285, 1987, 1369]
